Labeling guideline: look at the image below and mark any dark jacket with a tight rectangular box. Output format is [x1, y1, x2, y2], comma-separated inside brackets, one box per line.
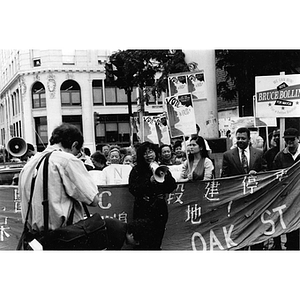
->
[263, 146, 279, 171]
[273, 146, 300, 170]
[221, 146, 267, 177]
[128, 165, 176, 249]
[128, 165, 176, 221]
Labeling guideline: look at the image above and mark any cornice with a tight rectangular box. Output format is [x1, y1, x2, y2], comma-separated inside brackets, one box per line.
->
[0, 67, 105, 97]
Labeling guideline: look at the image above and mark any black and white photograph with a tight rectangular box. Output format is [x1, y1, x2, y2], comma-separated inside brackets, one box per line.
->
[1, 1, 299, 299]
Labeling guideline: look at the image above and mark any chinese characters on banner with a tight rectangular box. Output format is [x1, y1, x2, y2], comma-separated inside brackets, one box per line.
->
[255, 74, 300, 118]
[3, 160, 300, 250]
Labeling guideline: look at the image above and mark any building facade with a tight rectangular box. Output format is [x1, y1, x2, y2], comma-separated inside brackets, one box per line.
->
[0, 49, 164, 153]
[0, 49, 221, 155]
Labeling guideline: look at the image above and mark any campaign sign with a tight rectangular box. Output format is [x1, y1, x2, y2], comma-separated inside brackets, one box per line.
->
[255, 74, 300, 118]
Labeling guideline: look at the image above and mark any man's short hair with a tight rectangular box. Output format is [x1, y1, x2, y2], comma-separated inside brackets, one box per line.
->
[50, 123, 84, 150]
[91, 151, 106, 164]
[236, 127, 250, 139]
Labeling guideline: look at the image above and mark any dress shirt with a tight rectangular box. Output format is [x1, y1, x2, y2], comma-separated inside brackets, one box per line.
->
[239, 146, 250, 166]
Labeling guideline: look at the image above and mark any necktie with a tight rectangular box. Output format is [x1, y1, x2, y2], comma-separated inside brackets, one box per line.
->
[241, 149, 248, 174]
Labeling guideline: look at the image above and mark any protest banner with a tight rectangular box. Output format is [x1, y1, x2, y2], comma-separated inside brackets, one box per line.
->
[168, 70, 207, 100]
[99, 164, 132, 185]
[132, 113, 170, 145]
[143, 116, 159, 144]
[165, 93, 197, 138]
[155, 113, 171, 145]
[2, 161, 300, 250]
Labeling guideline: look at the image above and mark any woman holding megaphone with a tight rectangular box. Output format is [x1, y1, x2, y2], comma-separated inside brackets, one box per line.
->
[128, 141, 177, 250]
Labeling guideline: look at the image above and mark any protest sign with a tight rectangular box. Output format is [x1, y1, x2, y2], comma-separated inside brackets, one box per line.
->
[165, 93, 197, 138]
[255, 74, 300, 118]
[143, 116, 159, 144]
[168, 71, 207, 100]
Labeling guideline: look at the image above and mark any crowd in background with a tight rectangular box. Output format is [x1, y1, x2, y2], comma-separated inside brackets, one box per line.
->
[77, 127, 217, 185]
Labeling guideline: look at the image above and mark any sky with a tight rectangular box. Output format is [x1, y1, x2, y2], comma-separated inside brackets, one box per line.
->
[2, 1, 298, 50]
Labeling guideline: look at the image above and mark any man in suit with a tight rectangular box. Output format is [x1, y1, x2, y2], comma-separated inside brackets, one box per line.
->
[221, 127, 267, 250]
[222, 127, 267, 177]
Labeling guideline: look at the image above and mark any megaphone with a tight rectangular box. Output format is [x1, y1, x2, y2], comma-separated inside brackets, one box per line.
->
[6, 137, 28, 157]
[150, 162, 169, 183]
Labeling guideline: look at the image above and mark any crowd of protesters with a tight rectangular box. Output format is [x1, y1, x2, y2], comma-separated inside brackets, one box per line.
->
[15, 121, 300, 251]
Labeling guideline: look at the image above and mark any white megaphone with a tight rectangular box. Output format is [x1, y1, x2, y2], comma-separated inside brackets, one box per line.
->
[6, 137, 28, 157]
[150, 162, 169, 183]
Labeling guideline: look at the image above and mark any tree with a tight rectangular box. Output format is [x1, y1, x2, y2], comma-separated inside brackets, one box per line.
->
[105, 49, 189, 144]
[216, 50, 300, 116]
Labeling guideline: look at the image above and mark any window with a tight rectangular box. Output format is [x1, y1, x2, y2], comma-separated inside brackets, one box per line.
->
[62, 115, 82, 133]
[105, 86, 128, 104]
[95, 114, 138, 147]
[60, 80, 81, 106]
[92, 80, 103, 105]
[33, 59, 41, 67]
[11, 93, 15, 116]
[35, 117, 48, 152]
[144, 86, 163, 104]
[19, 120, 22, 138]
[32, 82, 46, 109]
[104, 80, 131, 105]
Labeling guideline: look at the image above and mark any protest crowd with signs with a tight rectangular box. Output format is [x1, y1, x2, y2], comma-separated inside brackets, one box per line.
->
[2, 71, 300, 251]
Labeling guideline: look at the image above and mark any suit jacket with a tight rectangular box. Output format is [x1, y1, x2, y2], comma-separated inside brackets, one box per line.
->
[221, 146, 267, 177]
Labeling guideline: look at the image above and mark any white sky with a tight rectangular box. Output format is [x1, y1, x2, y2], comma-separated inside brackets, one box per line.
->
[2, 1, 298, 50]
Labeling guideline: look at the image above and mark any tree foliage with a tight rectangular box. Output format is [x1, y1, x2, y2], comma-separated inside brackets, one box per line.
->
[216, 49, 300, 116]
[105, 49, 189, 109]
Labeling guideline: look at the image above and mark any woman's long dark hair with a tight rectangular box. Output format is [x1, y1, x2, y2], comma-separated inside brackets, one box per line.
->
[188, 135, 209, 160]
[135, 141, 159, 171]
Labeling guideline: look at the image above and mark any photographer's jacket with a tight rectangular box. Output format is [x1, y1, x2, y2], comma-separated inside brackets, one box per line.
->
[19, 145, 99, 232]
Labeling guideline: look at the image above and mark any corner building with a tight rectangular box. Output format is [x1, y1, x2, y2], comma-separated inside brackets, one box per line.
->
[0, 49, 164, 152]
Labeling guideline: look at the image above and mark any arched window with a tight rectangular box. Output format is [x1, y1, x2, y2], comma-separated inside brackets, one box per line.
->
[32, 81, 46, 108]
[60, 80, 81, 106]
